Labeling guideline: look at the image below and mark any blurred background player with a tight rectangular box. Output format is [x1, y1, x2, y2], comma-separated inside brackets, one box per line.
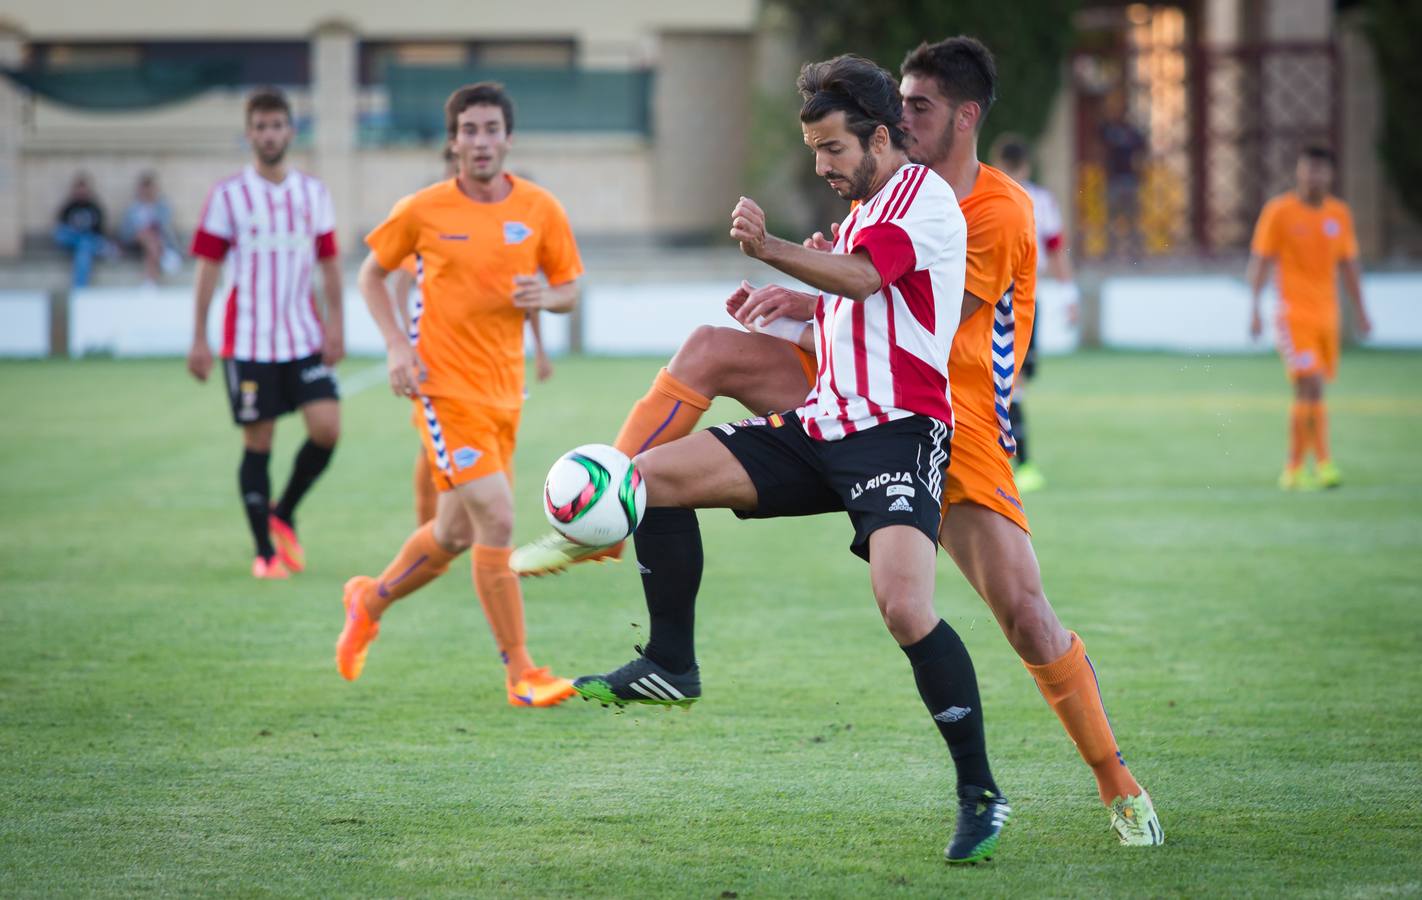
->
[186, 87, 345, 579]
[336, 83, 584, 708]
[990, 134, 1080, 493]
[1247, 145, 1371, 490]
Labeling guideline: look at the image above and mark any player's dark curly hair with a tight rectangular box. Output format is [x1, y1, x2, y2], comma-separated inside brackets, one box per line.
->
[245, 87, 291, 123]
[445, 82, 516, 139]
[901, 36, 998, 127]
[797, 54, 908, 150]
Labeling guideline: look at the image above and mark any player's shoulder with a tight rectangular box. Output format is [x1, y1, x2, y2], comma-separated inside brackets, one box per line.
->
[1324, 195, 1353, 216]
[510, 174, 570, 215]
[394, 179, 458, 215]
[1260, 192, 1296, 216]
[969, 165, 1033, 229]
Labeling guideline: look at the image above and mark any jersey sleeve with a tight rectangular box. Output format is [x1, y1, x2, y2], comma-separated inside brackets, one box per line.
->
[851, 169, 957, 288]
[365, 195, 419, 273]
[1250, 200, 1279, 257]
[536, 195, 584, 286]
[313, 181, 338, 260]
[964, 195, 1029, 303]
[1338, 204, 1359, 260]
[191, 182, 235, 261]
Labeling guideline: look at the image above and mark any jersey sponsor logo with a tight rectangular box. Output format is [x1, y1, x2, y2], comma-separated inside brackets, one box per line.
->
[300, 363, 334, 384]
[767, 412, 786, 428]
[933, 705, 972, 723]
[503, 221, 533, 245]
[888, 496, 914, 513]
[716, 416, 769, 436]
[849, 470, 913, 500]
[995, 486, 1024, 511]
[452, 446, 482, 470]
[438, 233, 469, 241]
[886, 484, 915, 498]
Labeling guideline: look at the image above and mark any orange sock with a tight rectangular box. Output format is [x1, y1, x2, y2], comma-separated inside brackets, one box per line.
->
[472, 545, 535, 681]
[365, 522, 457, 619]
[413, 450, 438, 526]
[612, 368, 713, 457]
[1024, 632, 1143, 805]
[1309, 400, 1330, 463]
[1288, 400, 1311, 469]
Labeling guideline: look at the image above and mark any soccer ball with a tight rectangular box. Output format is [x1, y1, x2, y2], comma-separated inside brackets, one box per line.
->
[543, 444, 646, 547]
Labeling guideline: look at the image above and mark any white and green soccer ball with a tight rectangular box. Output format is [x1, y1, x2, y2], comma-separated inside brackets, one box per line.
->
[543, 443, 646, 547]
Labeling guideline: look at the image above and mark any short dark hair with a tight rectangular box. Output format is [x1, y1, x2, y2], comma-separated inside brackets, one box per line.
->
[1301, 144, 1335, 165]
[445, 82, 515, 139]
[245, 87, 291, 123]
[901, 36, 998, 126]
[994, 134, 1030, 170]
[797, 54, 908, 150]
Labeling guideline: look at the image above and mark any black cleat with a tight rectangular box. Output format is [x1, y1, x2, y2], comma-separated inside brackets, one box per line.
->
[572, 647, 701, 708]
[945, 786, 1010, 864]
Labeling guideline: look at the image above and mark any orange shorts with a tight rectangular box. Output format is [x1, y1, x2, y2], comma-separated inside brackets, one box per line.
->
[412, 396, 520, 491]
[941, 423, 1030, 535]
[794, 345, 817, 387]
[1276, 318, 1338, 381]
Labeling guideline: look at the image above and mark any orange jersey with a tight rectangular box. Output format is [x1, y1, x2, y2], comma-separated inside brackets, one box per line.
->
[948, 164, 1038, 449]
[1251, 192, 1358, 328]
[366, 175, 583, 408]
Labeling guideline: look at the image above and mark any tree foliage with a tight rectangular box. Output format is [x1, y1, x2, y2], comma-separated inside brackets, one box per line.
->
[774, 0, 1078, 150]
[1363, 0, 1422, 223]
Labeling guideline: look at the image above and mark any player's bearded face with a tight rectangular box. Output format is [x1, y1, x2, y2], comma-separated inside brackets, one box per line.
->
[832, 148, 879, 201]
[451, 105, 512, 183]
[805, 114, 880, 201]
[246, 111, 292, 167]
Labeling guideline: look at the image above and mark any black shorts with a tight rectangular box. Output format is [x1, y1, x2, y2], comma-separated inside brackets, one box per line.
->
[708, 411, 950, 561]
[1020, 329, 1039, 381]
[222, 354, 339, 425]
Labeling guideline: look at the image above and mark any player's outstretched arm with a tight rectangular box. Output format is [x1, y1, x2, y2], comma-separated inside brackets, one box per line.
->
[187, 257, 222, 382]
[358, 252, 422, 396]
[731, 197, 881, 301]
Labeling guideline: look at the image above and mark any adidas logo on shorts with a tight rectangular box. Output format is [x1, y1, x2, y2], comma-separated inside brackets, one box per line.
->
[888, 496, 914, 513]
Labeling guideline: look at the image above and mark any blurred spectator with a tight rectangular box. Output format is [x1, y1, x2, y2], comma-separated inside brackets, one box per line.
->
[1098, 92, 1145, 257]
[120, 172, 182, 285]
[54, 173, 116, 288]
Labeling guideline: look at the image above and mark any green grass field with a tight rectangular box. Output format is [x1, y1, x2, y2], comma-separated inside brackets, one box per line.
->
[2, 351, 1420, 898]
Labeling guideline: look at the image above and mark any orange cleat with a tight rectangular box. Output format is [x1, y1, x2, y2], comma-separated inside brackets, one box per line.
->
[507, 667, 577, 707]
[336, 576, 380, 681]
[252, 556, 291, 579]
[268, 514, 306, 573]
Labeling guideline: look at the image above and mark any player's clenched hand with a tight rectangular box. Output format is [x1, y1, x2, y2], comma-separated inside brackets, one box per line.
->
[322, 328, 346, 367]
[512, 275, 546, 310]
[730, 196, 767, 258]
[802, 222, 840, 252]
[735, 283, 815, 328]
[386, 341, 423, 397]
[187, 340, 213, 383]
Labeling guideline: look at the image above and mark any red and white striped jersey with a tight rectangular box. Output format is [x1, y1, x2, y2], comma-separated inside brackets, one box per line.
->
[798, 163, 967, 441]
[191, 166, 339, 362]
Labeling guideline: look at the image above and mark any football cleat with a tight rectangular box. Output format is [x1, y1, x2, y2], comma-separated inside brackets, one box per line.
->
[1110, 791, 1164, 846]
[1314, 459, 1342, 489]
[1014, 461, 1046, 494]
[1277, 466, 1318, 491]
[573, 647, 700, 709]
[335, 576, 380, 681]
[252, 555, 290, 580]
[268, 513, 305, 572]
[510, 531, 623, 577]
[507, 667, 577, 708]
[944, 786, 1010, 864]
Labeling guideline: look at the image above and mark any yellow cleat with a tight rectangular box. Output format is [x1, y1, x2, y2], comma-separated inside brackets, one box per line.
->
[1315, 459, 1342, 489]
[1014, 461, 1046, 493]
[335, 576, 380, 681]
[507, 667, 577, 707]
[1110, 791, 1164, 846]
[1278, 466, 1319, 492]
[510, 531, 623, 577]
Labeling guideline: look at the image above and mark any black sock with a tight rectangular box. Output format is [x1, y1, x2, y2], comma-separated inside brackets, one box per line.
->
[272, 439, 335, 527]
[633, 507, 702, 674]
[902, 620, 999, 797]
[1009, 402, 1029, 465]
[239, 449, 275, 559]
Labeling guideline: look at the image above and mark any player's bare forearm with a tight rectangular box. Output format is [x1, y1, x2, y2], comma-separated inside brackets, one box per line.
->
[544, 280, 579, 314]
[191, 259, 222, 342]
[1340, 258, 1371, 336]
[389, 269, 415, 332]
[319, 257, 344, 327]
[1246, 254, 1273, 307]
[1047, 247, 1074, 283]
[358, 253, 405, 348]
[757, 236, 882, 301]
